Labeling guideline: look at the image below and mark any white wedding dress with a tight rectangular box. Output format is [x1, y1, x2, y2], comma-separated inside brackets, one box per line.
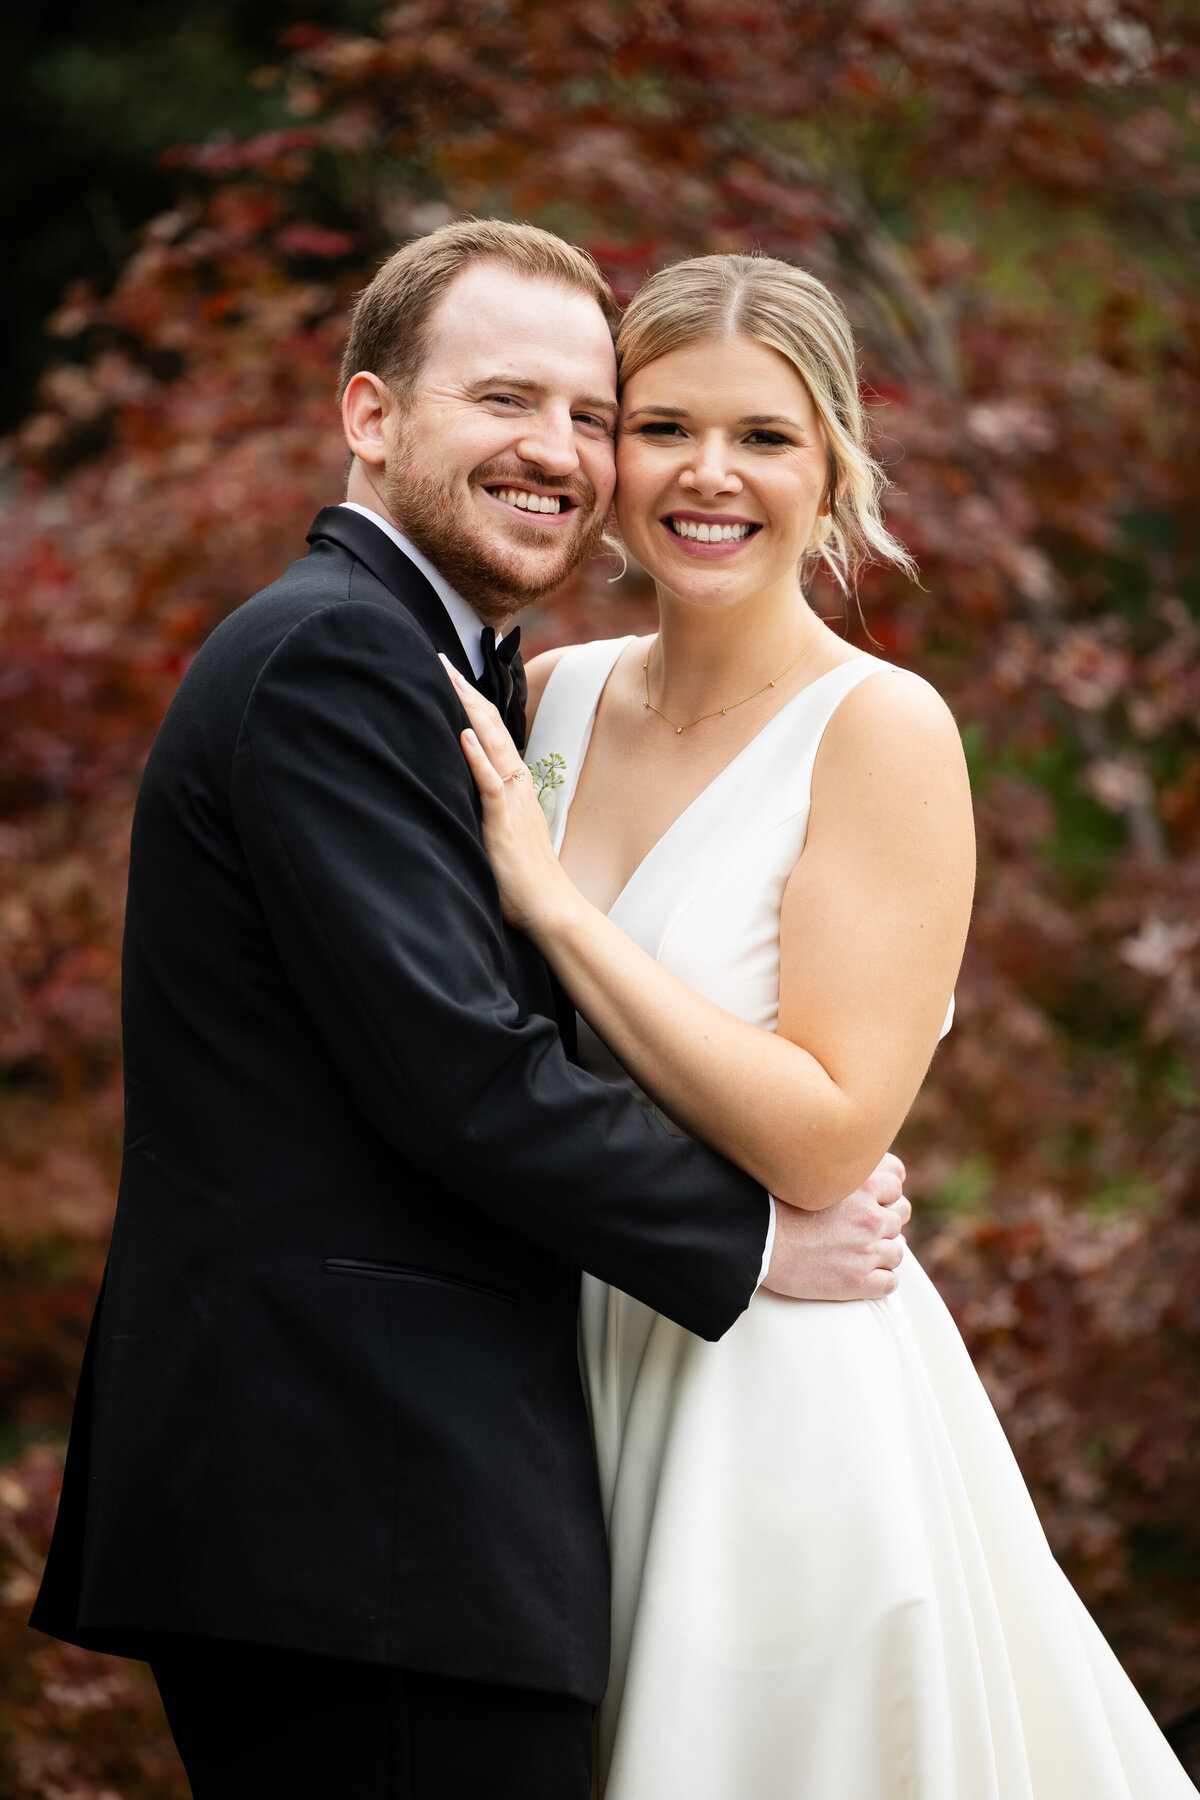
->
[526, 636, 1195, 1800]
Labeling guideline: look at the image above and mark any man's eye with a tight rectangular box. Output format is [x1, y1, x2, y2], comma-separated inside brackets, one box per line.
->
[487, 393, 521, 407]
[574, 413, 613, 433]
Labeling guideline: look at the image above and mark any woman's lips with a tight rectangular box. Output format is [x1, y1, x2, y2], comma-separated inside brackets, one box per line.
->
[659, 515, 762, 556]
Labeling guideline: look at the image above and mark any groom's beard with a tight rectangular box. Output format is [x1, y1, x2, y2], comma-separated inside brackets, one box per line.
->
[383, 443, 606, 629]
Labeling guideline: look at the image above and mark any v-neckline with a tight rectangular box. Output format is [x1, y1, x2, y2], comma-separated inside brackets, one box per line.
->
[557, 649, 871, 921]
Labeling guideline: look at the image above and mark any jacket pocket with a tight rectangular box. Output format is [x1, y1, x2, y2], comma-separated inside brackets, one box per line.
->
[323, 1258, 519, 1306]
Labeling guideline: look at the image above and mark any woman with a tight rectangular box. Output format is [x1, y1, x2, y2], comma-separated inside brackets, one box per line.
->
[443, 254, 1194, 1798]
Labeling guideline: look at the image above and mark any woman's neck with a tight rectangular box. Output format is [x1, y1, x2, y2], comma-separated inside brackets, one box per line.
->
[649, 581, 824, 721]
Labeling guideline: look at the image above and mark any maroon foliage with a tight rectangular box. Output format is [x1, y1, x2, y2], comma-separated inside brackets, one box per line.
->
[1, 2, 1198, 1786]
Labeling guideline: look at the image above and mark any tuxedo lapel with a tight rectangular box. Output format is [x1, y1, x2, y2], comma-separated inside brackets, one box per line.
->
[306, 506, 555, 1026]
[305, 506, 476, 682]
[307, 507, 529, 750]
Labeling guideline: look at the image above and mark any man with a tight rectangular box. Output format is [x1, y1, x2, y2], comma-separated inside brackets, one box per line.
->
[32, 220, 909, 1798]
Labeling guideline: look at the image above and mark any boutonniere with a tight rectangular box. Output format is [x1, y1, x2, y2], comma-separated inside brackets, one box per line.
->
[526, 751, 567, 826]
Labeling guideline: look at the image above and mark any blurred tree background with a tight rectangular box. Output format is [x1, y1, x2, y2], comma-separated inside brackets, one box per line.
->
[1, 1, 1198, 1792]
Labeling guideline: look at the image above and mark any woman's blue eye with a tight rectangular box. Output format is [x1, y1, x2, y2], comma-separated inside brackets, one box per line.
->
[638, 422, 684, 437]
[747, 430, 789, 446]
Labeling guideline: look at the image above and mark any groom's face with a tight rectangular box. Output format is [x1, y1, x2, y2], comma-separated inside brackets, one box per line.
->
[381, 262, 619, 621]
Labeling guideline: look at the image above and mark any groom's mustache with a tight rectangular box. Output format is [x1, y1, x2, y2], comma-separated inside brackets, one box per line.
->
[471, 457, 598, 517]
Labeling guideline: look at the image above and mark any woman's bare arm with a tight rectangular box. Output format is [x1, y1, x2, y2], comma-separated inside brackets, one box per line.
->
[447, 660, 975, 1211]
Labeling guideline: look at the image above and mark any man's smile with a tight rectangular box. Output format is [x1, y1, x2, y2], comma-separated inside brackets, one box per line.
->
[481, 482, 581, 526]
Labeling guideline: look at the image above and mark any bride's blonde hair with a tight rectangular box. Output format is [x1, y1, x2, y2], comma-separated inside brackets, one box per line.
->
[616, 253, 916, 594]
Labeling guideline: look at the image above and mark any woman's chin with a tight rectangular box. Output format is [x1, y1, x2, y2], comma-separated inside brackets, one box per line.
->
[641, 547, 782, 609]
[651, 572, 765, 613]
[625, 522, 797, 606]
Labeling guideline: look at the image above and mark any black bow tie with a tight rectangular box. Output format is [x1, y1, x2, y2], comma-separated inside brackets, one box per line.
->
[478, 626, 527, 753]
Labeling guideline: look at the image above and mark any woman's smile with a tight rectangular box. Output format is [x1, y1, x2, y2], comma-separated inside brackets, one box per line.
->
[659, 511, 761, 554]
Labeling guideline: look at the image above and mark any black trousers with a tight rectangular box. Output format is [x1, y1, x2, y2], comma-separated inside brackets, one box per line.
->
[150, 1637, 594, 1799]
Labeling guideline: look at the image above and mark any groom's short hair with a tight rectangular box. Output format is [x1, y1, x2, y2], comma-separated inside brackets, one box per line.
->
[340, 218, 620, 403]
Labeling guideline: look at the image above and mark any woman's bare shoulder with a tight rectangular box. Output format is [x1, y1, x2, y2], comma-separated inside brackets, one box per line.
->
[810, 657, 973, 855]
[825, 657, 965, 760]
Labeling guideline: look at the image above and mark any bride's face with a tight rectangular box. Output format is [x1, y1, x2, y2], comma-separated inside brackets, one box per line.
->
[615, 334, 830, 610]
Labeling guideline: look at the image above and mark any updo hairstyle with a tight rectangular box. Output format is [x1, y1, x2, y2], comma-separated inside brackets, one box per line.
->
[615, 253, 915, 593]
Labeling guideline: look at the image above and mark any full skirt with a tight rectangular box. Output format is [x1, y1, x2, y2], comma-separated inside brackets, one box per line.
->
[581, 1256, 1195, 1799]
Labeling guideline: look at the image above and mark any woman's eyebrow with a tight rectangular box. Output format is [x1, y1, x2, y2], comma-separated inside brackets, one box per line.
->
[622, 405, 805, 430]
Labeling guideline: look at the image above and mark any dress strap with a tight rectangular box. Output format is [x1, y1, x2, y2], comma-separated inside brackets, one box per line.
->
[525, 637, 634, 850]
[778, 658, 898, 804]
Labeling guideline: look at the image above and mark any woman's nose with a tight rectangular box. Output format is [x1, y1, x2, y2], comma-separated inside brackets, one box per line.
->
[679, 434, 741, 496]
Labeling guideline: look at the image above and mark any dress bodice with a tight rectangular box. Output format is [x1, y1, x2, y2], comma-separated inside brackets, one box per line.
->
[525, 635, 950, 1088]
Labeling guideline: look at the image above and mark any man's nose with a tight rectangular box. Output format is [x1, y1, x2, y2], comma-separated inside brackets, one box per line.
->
[680, 432, 741, 497]
[515, 405, 580, 478]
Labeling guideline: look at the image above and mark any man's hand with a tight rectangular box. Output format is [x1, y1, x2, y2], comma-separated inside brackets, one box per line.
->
[762, 1152, 909, 1302]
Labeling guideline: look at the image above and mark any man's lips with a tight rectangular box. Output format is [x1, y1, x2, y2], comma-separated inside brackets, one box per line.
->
[482, 483, 579, 524]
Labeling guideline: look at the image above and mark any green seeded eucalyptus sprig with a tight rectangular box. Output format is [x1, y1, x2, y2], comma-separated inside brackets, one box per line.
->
[526, 751, 567, 822]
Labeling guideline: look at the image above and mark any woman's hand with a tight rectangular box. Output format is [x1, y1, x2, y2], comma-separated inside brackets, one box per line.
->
[440, 656, 575, 936]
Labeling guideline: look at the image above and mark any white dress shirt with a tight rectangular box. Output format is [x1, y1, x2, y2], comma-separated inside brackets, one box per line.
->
[338, 501, 777, 1291]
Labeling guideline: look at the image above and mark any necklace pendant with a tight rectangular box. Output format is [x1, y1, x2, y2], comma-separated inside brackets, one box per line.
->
[676, 726, 683, 734]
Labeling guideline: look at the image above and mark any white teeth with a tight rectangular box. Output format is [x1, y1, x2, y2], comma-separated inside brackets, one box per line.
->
[494, 488, 561, 513]
[670, 518, 751, 542]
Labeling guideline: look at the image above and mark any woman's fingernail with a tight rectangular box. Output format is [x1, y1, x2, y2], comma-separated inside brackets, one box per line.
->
[463, 728, 479, 747]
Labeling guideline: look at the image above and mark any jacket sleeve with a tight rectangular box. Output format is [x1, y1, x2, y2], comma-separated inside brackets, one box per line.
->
[229, 592, 770, 1340]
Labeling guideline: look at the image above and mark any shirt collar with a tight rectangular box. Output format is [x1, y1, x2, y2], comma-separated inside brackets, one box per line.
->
[339, 501, 489, 678]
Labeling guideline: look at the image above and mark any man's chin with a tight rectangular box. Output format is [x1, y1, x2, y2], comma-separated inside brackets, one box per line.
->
[439, 522, 605, 617]
[383, 461, 605, 621]
[478, 558, 583, 615]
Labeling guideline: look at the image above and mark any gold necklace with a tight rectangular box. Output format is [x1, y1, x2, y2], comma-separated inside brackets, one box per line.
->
[641, 630, 821, 734]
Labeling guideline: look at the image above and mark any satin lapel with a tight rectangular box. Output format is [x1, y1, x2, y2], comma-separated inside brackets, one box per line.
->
[305, 506, 476, 682]
[308, 508, 565, 1040]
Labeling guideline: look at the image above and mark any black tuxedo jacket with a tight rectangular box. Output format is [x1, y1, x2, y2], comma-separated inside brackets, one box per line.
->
[31, 506, 769, 1703]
